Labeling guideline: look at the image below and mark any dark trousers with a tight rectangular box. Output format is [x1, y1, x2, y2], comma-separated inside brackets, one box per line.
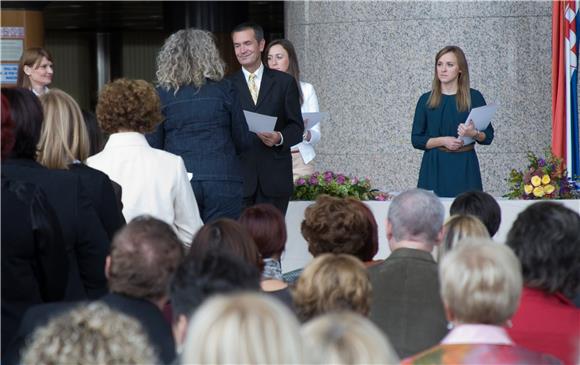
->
[191, 180, 243, 223]
[243, 184, 289, 216]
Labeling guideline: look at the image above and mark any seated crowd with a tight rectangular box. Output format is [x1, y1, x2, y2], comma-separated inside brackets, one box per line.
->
[2, 40, 579, 365]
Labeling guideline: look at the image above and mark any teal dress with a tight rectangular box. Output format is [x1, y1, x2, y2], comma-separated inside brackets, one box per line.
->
[411, 89, 494, 197]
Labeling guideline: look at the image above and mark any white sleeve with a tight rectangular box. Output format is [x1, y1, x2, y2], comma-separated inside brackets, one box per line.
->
[301, 83, 321, 146]
[172, 157, 203, 247]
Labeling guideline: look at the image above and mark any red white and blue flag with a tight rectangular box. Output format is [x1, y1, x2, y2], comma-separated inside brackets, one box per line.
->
[552, 0, 580, 178]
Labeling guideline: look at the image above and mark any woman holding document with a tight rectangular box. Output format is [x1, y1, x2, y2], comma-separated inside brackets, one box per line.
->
[266, 39, 321, 180]
[412, 46, 494, 197]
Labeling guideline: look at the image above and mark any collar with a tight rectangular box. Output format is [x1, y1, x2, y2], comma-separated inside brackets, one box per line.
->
[242, 62, 264, 82]
[441, 324, 514, 345]
[103, 132, 150, 149]
[3, 158, 43, 168]
[388, 247, 436, 262]
[31, 86, 49, 96]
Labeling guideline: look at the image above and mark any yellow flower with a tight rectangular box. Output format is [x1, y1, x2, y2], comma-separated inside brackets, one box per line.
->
[544, 184, 555, 194]
[542, 174, 551, 185]
[533, 186, 545, 197]
[531, 176, 541, 187]
[524, 184, 533, 194]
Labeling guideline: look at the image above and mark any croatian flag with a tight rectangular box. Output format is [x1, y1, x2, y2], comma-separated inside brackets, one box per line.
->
[552, 0, 580, 178]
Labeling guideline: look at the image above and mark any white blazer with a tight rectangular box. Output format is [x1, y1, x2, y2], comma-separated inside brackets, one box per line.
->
[292, 81, 321, 164]
[87, 132, 202, 246]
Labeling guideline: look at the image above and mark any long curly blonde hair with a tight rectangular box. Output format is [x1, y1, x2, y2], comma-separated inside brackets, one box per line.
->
[156, 28, 225, 92]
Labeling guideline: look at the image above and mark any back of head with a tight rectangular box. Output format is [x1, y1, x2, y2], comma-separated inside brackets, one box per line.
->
[440, 239, 522, 325]
[96, 78, 162, 134]
[439, 214, 490, 261]
[301, 195, 370, 256]
[450, 191, 501, 236]
[157, 28, 225, 91]
[348, 199, 379, 261]
[189, 218, 262, 270]
[38, 89, 90, 169]
[82, 109, 104, 156]
[294, 253, 371, 322]
[239, 203, 287, 259]
[302, 311, 399, 365]
[17, 47, 53, 89]
[182, 292, 303, 364]
[388, 189, 444, 246]
[170, 250, 260, 321]
[22, 302, 158, 364]
[1, 87, 43, 159]
[109, 215, 184, 301]
[506, 201, 580, 298]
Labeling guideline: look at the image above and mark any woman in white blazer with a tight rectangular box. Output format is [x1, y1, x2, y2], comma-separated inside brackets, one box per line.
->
[87, 78, 203, 247]
[266, 39, 320, 180]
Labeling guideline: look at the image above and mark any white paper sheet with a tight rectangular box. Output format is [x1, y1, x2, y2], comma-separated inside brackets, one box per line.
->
[243, 110, 277, 133]
[460, 103, 498, 145]
[301, 112, 328, 130]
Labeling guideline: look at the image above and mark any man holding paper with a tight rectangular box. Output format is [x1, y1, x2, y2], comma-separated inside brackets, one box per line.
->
[229, 22, 304, 214]
[411, 46, 494, 197]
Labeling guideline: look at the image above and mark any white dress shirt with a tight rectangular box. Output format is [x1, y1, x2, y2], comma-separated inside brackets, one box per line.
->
[241, 63, 264, 94]
[292, 81, 321, 164]
[86, 132, 202, 246]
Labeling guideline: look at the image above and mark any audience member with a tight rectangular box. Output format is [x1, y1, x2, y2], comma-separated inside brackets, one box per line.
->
[87, 78, 202, 246]
[1, 87, 109, 301]
[293, 253, 371, 323]
[148, 28, 251, 223]
[450, 190, 501, 236]
[403, 240, 562, 365]
[170, 250, 260, 350]
[506, 202, 580, 365]
[82, 109, 105, 155]
[348, 198, 380, 265]
[17, 47, 53, 96]
[438, 214, 490, 261]
[38, 88, 125, 239]
[1, 94, 68, 355]
[22, 302, 158, 364]
[182, 292, 304, 364]
[368, 188, 448, 358]
[302, 311, 399, 364]
[265, 39, 321, 180]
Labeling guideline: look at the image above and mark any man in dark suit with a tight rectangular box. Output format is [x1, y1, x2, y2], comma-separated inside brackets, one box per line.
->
[368, 188, 448, 359]
[229, 22, 304, 214]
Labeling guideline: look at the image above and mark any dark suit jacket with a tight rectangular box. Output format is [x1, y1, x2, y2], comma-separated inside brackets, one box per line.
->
[229, 66, 304, 198]
[68, 163, 126, 239]
[2, 159, 110, 301]
[368, 247, 448, 359]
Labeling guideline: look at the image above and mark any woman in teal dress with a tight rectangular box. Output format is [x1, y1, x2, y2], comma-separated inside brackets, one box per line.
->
[412, 46, 494, 197]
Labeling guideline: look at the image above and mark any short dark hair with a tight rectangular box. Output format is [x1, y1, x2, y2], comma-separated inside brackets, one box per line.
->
[188, 219, 262, 270]
[450, 191, 501, 236]
[506, 202, 580, 298]
[82, 109, 104, 156]
[170, 250, 260, 321]
[232, 22, 264, 42]
[1, 87, 43, 159]
[239, 204, 287, 259]
[108, 215, 184, 301]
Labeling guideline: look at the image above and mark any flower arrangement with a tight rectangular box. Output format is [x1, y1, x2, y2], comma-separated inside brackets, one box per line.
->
[292, 171, 391, 201]
[505, 149, 579, 200]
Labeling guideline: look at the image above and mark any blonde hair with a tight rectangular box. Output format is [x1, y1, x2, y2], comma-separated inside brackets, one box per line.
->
[293, 254, 372, 322]
[438, 214, 490, 261]
[22, 302, 158, 364]
[440, 239, 523, 325]
[427, 45, 471, 112]
[302, 312, 399, 365]
[38, 89, 90, 169]
[182, 292, 304, 364]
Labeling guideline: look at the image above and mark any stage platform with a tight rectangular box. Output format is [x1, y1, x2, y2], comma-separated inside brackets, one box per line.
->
[281, 199, 580, 273]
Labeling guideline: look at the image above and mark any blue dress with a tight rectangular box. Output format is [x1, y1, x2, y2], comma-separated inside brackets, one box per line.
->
[411, 89, 494, 197]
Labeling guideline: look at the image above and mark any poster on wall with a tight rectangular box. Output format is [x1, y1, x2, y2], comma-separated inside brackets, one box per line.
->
[0, 64, 19, 83]
[1, 39, 24, 62]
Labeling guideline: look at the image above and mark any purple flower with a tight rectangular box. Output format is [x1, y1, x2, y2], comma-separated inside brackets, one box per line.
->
[375, 193, 387, 201]
[323, 171, 333, 179]
[309, 176, 319, 185]
[296, 178, 306, 186]
[538, 158, 546, 167]
[336, 174, 346, 184]
[312, 171, 320, 178]
[324, 174, 333, 183]
[352, 177, 359, 185]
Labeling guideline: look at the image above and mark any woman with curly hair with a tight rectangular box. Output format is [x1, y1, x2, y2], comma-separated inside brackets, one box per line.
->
[87, 78, 202, 247]
[147, 28, 251, 223]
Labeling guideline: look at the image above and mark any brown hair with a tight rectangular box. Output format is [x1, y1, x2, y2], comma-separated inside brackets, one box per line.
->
[17, 48, 53, 89]
[96, 78, 162, 134]
[264, 39, 304, 105]
[439, 214, 490, 261]
[239, 203, 287, 259]
[348, 199, 379, 261]
[427, 45, 471, 112]
[108, 216, 184, 301]
[293, 254, 372, 322]
[301, 195, 370, 257]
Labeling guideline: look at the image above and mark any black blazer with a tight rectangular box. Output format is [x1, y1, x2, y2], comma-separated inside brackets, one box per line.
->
[2, 159, 110, 301]
[229, 67, 304, 197]
[68, 163, 126, 239]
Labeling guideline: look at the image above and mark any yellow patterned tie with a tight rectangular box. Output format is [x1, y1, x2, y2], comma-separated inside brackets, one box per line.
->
[248, 73, 258, 104]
